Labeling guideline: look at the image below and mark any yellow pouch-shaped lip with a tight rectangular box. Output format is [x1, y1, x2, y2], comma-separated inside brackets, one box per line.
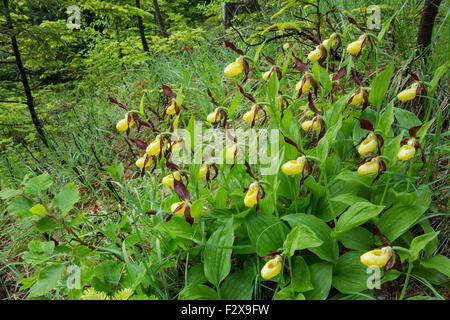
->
[198, 164, 209, 179]
[307, 47, 322, 61]
[397, 83, 419, 102]
[170, 201, 186, 217]
[347, 35, 366, 55]
[207, 108, 221, 123]
[398, 144, 416, 161]
[261, 256, 282, 280]
[224, 56, 244, 77]
[162, 171, 181, 187]
[281, 156, 306, 175]
[136, 155, 151, 168]
[146, 138, 162, 156]
[358, 133, 377, 156]
[116, 115, 134, 131]
[301, 118, 320, 132]
[243, 105, 259, 123]
[360, 247, 392, 267]
[244, 181, 259, 207]
[358, 158, 379, 176]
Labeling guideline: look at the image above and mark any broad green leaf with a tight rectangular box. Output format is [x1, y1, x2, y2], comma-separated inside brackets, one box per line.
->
[0, 188, 20, 200]
[428, 62, 449, 96]
[291, 256, 313, 292]
[332, 251, 369, 294]
[52, 183, 79, 216]
[221, 268, 255, 300]
[204, 218, 234, 287]
[377, 204, 428, 241]
[376, 102, 394, 137]
[29, 263, 65, 297]
[409, 232, 440, 261]
[420, 255, 450, 277]
[24, 174, 52, 197]
[335, 202, 385, 233]
[369, 62, 394, 109]
[179, 284, 219, 300]
[7, 196, 34, 218]
[273, 285, 305, 300]
[334, 227, 373, 251]
[28, 240, 55, 254]
[303, 263, 333, 300]
[29, 203, 47, 216]
[34, 216, 61, 232]
[282, 214, 338, 263]
[394, 107, 421, 131]
[317, 118, 342, 164]
[247, 214, 287, 257]
[283, 225, 323, 257]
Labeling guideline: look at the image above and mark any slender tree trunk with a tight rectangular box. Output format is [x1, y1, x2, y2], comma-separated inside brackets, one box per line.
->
[417, 0, 442, 50]
[2, 0, 48, 147]
[152, 0, 168, 38]
[135, 0, 149, 52]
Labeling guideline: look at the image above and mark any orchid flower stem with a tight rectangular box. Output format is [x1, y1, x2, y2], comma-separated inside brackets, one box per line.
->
[323, 168, 337, 228]
[399, 260, 413, 300]
[379, 177, 391, 206]
[406, 161, 413, 192]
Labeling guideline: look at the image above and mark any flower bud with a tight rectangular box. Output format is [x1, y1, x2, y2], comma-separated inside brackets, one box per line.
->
[206, 108, 221, 123]
[397, 144, 416, 161]
[146, 137, 162, 156]
[358, 133, 377, 156]
[281, 156, 306, 175]
[244, 181, 260, 207]
[397, 82, 419, 102]
[243, 105, 259, 123]
[162, 171, 181, 187]
[261, 255, 282, 280]
[357, 157, 380, 176]
[170, 201, 186, 217]
[224, 56, 244, 77]
[347, 34, 367, 55]
[301, 118, 320, 132]
[360, 246, 392, 268]
[136, 155, 151, 168]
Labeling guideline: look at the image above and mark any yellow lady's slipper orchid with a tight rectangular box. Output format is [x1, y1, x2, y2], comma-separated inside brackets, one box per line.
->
[360, 246, 392, 268]
[349, 88, 365, 105]
[281, 156, 306, 175]
[170, 201, 186, 217]
[244, 181, 260, 207]
[358, 133, 378, 156]
[307, 47, 322, 62]
[206, 108, 221, 123]
[283, 42, 290, 50]
[170, 141, 181, 152]
[397, 82, 419, 102]
[301, 118, 320, 132]
[146, 137, 162, 156]
[261, 255, 283, 280]
[116, 115, 134, 131]
[262, 67, 274, 81]
[225, 144, 238, 160]
[243, 105, 259, 123]
[357, 157, 380, 176]
[322, 33, 337, 48]
[224, 56, 244, 77]
[166, 100, 176, 115]
[135, 155, 151, 168]
[198, 164, 209, 179]
[162, 171, 181, 187]
[398, 144, 416, 161]
[295, 75, 312, 94]
[347, 34, 367, 55]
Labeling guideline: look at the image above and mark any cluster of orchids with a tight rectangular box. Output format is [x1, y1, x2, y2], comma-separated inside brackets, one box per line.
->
[110, 15, 427, 281]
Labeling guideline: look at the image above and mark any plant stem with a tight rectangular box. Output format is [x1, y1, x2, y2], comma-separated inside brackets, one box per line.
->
[379, 177, 391, 205]
[399, 260, 413, 300]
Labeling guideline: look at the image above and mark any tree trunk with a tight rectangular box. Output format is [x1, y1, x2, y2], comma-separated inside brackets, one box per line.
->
[2, 0, 48, 147]
[152, 0, 168, 38]
[135, 0, 149, 52]
[417, 0, 442, 50]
